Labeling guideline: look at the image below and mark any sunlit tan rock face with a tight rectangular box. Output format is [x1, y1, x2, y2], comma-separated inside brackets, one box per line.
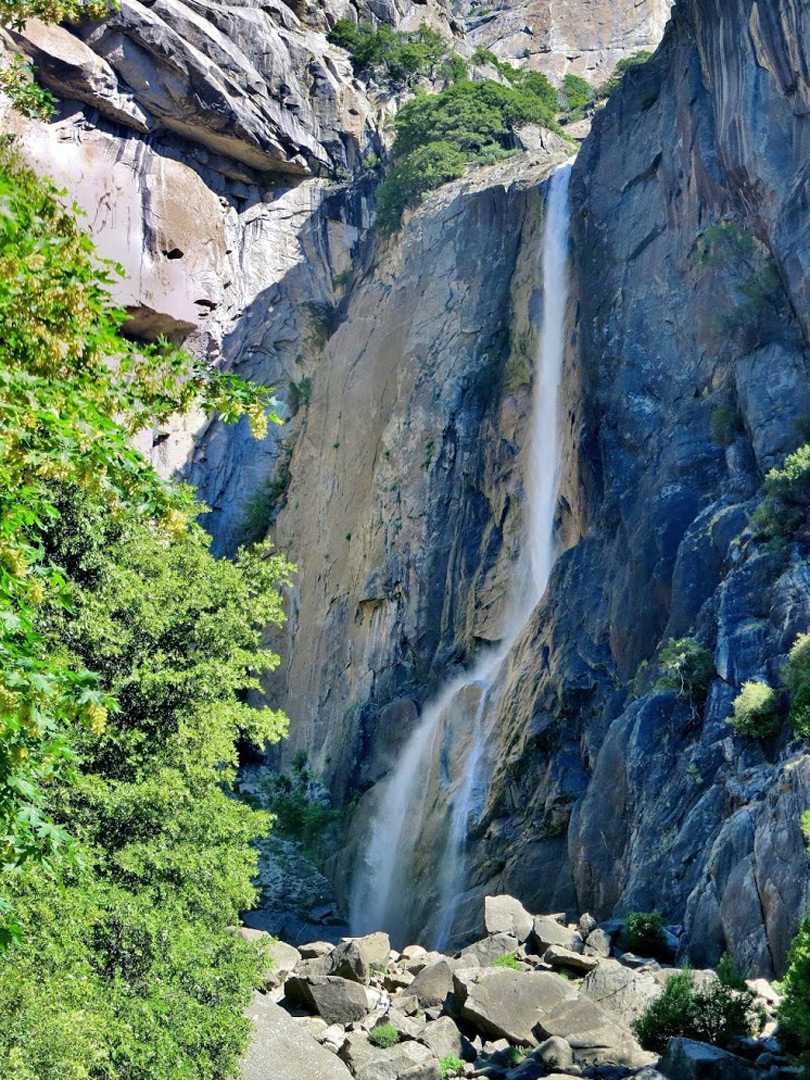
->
[455, 0, 674, 80]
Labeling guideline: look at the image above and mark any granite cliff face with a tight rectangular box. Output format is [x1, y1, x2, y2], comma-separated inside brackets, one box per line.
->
[6, 0, 810, 982]
[462, 0, 810, 977]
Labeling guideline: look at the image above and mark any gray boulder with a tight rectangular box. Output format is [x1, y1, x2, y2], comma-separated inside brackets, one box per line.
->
[329, 933, 391, 984]
[544, 945, 599, 972]
[537, 1035, 574, 1068]
[532, 916, 584, 954]
[339, 1031, 377, 1071]
[240, 992, 353, 1080]
[581, 959, 663, 1025]
[300, 942, 336, 959]
[308, 977, 377, 1025]
[584, 929, 613, 958]
[354, 1041, 440, 1080]
[453, 967, 575, 1045]
[419, 1016, 475, 1062]
[236, 928, 301, 989]
[658, 1038, 760, 1079]
[484, 895, 534, 943]
[459, 932, 520, 967]
[410, 959, 455, 1009]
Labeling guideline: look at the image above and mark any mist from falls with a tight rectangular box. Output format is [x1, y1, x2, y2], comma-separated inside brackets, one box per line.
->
[349, 161, 573, 947]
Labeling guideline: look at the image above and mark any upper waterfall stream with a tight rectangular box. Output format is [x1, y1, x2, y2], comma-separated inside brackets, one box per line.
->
[350, 162, 574, 947]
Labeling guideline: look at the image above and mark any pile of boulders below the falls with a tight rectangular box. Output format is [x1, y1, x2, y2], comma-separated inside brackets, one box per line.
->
[238, 895, 795, 1080]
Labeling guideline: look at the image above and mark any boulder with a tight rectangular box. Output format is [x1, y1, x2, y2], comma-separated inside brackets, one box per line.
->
[384, 1007, 424, 1040]
[578, 914, 598, 937]
[329, 933, 391, 984]
[658, 1038, 760, 1079]
[402, 951, 444, 974]
[240, 992, 353, 1080]
[459, 932, 520, 967]
[294, 955, 334, 980]
[484, 895, 534, 943]
[300, 942, 336, 959]
[309, 977, 378, 1025]
[581, 959, 663, 1025]
[584, 929, 612, 958]
[321, 1024, 346, 1053]
[453, 967, 576, 1045]
[419, 1016, 475, 1062]
[339, 1031, 377, 1071]
[409, 959, 455, 1009]
[402, 945, 428, 960]
[354, 1041, 440, 1080]
[544, 945, 600, 972]
[536, 1035, 574, 1069]
[534, 994, 628, 1051]
[532, 916, 584, 954]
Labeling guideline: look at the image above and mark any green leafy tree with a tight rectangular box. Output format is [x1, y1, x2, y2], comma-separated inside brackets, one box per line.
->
[327, 20, 446, 86]
[375, 139, 465, 233]
[0, 492, 292, 1079]
[633, 968, 763, 1053]
[624, 910, 668, 957]
[0, 148, 276, 938]
[1, 0, 109, 27]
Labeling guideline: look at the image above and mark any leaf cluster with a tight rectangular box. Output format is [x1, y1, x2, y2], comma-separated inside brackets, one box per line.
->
[0, 58, 58, 121]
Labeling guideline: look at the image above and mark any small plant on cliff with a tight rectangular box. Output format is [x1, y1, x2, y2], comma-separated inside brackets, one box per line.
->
[728, 680, 782, 739]
[560, 73, 594, 117]
[0, 56, 58, 120]
[779, 817, 810, 1074]
[624, 911, 667, 957]
[783, 633, 810, 738]
[440, 1056, 465, 1078]
[368, 1023, 400, 1049]
[596, 50, 653, 99]
[633, 967, 764, 1053]
[655, 638, 715, 703]
[710, 401, 744, 447]
[698, 221, 785, 345]
[493, 952, 521, 970]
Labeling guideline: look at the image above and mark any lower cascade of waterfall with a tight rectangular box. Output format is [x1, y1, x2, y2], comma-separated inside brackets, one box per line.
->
[349, 161, 574, 948]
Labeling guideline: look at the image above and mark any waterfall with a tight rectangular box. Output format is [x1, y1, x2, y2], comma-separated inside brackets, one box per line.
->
[349, 161, 573, 946]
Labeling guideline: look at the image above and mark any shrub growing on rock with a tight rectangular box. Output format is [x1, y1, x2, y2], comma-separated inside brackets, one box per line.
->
[493, 952, 521, 970]
[656, 638, 715, 703]
[440, 1056, 465, 1079]
[368, 1023, 400, 1048]
[729, 680, 782, 738]
[633, 968, 764, 1053]
[783, 633, 810, 738]
[624, 911, 667, 957]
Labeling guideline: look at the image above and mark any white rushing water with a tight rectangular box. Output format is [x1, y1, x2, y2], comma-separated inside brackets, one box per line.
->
[350, 161, 573, 946]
